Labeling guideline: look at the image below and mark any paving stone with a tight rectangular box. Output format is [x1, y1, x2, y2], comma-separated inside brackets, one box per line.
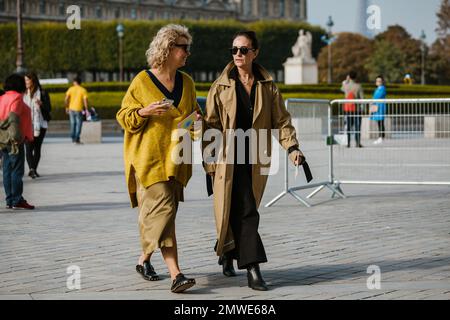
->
[0, 137, 449, 300]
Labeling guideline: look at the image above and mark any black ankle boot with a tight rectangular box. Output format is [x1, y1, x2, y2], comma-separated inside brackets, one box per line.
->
[247, 264, 268, 291]
[218, 253, 236, 277]
[29, 169, 37, 179]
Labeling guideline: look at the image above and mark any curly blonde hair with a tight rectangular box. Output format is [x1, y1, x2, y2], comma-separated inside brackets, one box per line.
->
[145, 24, 192, 70]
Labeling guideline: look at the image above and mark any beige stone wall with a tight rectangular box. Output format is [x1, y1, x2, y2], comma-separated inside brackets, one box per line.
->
[0, 0, 306, 22]
[0, 0, 236, 22]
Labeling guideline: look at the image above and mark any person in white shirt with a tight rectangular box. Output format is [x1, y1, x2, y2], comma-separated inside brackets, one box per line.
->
[23, 72, 51, 179]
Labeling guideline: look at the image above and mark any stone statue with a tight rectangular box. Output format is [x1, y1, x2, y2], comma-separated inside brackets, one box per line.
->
[291, 29, 313, 62]
[284, 29, 318, 84]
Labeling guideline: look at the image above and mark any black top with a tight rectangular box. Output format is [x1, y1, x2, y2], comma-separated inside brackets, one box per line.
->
[229, 65, 264, 165]
[40, 89, 52, 122]
[230, 66, 301, 157]
[229, 65, 263, 130]
[146, 70, 183, 108]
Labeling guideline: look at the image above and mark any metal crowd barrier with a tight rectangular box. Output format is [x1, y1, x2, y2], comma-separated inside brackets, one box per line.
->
[265, 99, 345, 208]
[330, 98, 450, 186]
[266, 98, 450, 208]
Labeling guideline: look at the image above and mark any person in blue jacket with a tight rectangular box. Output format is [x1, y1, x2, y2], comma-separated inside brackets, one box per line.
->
[370, 75, 387, 144]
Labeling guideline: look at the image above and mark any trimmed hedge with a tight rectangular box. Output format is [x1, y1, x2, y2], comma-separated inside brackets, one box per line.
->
[42, 82, 214, 93]
[47, 83, 450, 121]
[50, 91, 123, 120]
[42, 81, 450, 95]
[0, 20, 326, 80]
[42, 82, 131, 93]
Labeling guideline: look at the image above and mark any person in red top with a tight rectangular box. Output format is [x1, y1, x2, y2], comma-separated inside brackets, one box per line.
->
[0, 74, 35, 210]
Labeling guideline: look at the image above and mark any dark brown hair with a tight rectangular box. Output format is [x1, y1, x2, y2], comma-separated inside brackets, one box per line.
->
[232, 30, 259, 50]
[349, 71, 357, 80]
[25, 72, 41, 97]
[4, 74, 26, 93]
[376, 75, 385, 84]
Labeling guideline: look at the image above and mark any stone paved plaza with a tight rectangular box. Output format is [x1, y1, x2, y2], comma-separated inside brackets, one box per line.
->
[1, 137, 449, 300]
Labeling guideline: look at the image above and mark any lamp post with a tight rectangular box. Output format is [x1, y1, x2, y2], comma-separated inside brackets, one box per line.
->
[420, 30, 426, 85]
[326, 16, 334, 84]
[16, 0, 25, 73]
[116, 23, 124, 82]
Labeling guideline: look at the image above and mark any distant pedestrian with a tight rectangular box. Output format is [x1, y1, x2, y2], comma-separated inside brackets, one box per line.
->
[0, 74, 35, 210]
[369, 75, 387, 145]
[65, 77, 89, 144]
[341, 71, 364, 148]
[403, 73, 412, 85]
[23, 72, 51, 178]
[0, 88, 4, 168]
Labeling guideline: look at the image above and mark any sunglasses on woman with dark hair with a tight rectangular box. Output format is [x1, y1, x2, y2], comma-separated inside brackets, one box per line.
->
[229, 46, 256, 55]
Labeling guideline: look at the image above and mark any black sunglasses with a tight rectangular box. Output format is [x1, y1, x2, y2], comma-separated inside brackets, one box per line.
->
[174, 43, 191, 53]
[229, 46, 256, 55]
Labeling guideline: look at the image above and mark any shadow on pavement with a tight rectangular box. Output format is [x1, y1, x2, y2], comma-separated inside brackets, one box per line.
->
[34, 202, 130, 212]
[201, 256, 450, 290]
[25, 171, 124, 183]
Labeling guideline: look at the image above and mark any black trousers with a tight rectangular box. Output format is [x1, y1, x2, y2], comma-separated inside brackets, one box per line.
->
[344, 112, 361, 146]
[377, 120, 385, 138]
[25, 128, 46, 171]
[227, 164, 267, 269]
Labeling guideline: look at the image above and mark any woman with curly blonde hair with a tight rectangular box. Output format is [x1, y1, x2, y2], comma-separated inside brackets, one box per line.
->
[117, 24, 199, 293]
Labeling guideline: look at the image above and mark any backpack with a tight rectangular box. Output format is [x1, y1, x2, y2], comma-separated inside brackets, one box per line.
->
[86, 107, 100, 121]
[0, 112, 22, 155]
[343, 90, 356, 113]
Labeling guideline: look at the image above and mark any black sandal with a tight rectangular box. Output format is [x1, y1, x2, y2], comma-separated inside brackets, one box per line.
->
[171, 273, 196, 293]
[136, 261, 160, 281]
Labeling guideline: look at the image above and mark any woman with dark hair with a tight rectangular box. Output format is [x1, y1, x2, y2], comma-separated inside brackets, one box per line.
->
[0, 73, 34, 209]
[23, 72, 51, 178]
[203, 31, 305, 291]
[369, 75, 387, 144]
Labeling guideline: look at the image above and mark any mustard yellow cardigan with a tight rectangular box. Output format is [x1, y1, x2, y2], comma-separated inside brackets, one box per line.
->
[116, 70, 197, 207]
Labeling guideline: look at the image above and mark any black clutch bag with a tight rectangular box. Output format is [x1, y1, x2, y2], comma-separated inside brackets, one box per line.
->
[206, 174, 214, 196]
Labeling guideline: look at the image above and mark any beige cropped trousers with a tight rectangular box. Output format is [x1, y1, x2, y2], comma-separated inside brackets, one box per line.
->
[135, 174, 184, 255]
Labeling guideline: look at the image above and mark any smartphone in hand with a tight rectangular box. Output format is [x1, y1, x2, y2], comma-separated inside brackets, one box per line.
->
[162, 98, 174, 107]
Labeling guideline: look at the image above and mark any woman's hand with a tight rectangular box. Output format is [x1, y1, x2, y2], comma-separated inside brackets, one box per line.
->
[289, 150, 305, 166]
[138, 100, 170, 117]
[36, 99, 42, 107]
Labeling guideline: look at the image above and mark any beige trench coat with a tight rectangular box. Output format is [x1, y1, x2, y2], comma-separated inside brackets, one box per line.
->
[203, 62, 300, 256]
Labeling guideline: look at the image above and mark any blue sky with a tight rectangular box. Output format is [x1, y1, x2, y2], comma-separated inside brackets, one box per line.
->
[308, 0, 442, 44]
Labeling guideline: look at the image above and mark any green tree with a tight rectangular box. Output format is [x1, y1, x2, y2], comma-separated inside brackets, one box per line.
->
[317, 32, 373, 83]
[436, 0, 450, 38]
[428, 0, 450, 84]
[365, 40, 407, 83]
[373, 25, 422, 83]
[0, 24, 16, 81]
[428, 39, 450, 84]
[0, 20, 325, 81]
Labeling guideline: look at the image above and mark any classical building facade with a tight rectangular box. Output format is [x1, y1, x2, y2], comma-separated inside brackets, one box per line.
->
[239, 0, 307, 21]
[0, 0, 307, 22]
